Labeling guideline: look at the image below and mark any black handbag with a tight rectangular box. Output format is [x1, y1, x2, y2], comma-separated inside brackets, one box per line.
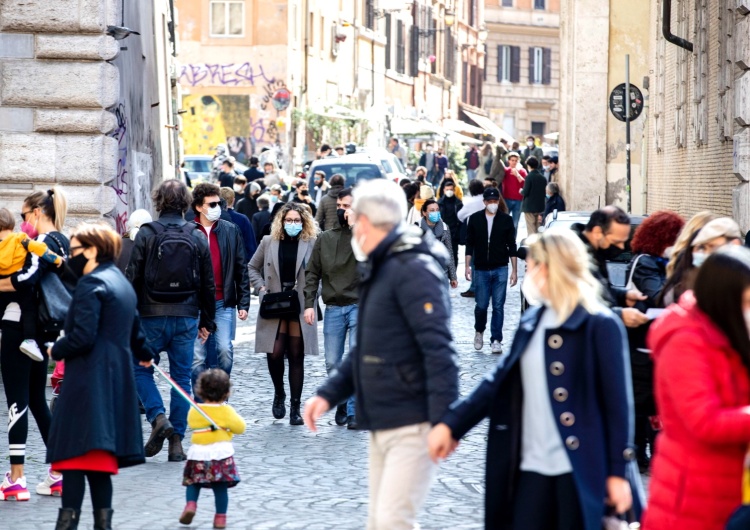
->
[37, 233, 73, 334]
[259, 290, 300, 319]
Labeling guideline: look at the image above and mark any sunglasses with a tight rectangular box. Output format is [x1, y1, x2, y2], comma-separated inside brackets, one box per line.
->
[204, 201, 220, 208]
[20, 211, 31, 221]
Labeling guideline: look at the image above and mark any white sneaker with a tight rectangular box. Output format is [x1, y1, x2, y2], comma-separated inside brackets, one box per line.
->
[36, 468, 63, 496]
[19, 340, 44, 362]
[474, 332, 483, 351]
[0, 472, 30, 501]
[491, 340, 503, 355]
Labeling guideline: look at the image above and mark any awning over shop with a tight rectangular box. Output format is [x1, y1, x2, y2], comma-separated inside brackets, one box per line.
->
[442, 119, 486, 136]
[390, 118, 447, 136]
[462, 109, 515, 143]
[447, 132, 483, 145]
[310, 103, 367, 121]
[544, 131, 559, 141]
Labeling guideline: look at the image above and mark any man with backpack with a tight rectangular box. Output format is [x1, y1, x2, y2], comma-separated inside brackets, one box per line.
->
[126, 179, 217, 462]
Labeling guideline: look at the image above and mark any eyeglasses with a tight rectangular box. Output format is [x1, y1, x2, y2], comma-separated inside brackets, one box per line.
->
[20, 211, 31, 221]
[284, 219, 303, 225]
[204, 201, 220, 208]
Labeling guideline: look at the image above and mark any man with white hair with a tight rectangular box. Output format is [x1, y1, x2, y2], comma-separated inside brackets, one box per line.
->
[304, 179, 459, 530]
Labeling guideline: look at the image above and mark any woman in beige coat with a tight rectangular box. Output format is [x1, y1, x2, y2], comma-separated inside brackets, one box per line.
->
[248, 202, 319, 425]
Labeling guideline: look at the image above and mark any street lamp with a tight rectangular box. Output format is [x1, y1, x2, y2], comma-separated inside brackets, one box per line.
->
[418, 10, 455, 37]
[478, 26, 489, 42]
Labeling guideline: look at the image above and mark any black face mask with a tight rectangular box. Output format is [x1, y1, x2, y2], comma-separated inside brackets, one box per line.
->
[337, 209, 348, 229]
[598, 245, 625, 261]
[67, 253, 88, 279]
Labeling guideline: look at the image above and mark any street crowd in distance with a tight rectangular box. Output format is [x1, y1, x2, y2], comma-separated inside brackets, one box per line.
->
[2, 138, 750, 530]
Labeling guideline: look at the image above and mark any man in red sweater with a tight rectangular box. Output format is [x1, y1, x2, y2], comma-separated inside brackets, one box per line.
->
[501, 153, 526, 230]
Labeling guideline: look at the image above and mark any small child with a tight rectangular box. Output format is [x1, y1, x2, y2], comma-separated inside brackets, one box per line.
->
[180, 369, 246, 529]
[0, 208, 64, 361]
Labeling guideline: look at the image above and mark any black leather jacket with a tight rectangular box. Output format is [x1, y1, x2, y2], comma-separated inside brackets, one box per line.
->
[125, 210, 217, 332]
[194, 218, 251, 312]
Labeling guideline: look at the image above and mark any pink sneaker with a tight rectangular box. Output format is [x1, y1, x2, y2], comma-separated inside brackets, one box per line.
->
[36, 468, 63, 496]
[214, 513, 227, 529]
[0, 472, 30, 501]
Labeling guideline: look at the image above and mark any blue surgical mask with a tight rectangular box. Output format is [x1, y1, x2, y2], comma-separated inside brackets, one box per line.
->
[692, 252, 707, 268]
[284, 223, 303, 237]
[270, 195, 279, 204]
[428, 211, 441, 224]
[545, 194, 551, 199]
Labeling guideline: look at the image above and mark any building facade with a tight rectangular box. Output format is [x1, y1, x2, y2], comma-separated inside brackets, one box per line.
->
[484, 0, 560, 141]
[0, 0, 178, 232]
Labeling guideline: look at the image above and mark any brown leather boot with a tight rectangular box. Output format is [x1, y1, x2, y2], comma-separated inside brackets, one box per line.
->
[144, 413, 174, 457]
[168, 434, 186, 462]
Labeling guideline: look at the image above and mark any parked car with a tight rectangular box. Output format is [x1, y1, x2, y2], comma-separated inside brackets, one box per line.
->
[184, 155, 248, 186]
[307, 155, 387, 188]
[518, 210, 647, 312]
[356, 148, 409, 183]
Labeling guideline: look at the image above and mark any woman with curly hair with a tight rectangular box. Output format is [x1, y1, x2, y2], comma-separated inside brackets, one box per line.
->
[626, 210, 685, 472]
[248, 203, 319, 425]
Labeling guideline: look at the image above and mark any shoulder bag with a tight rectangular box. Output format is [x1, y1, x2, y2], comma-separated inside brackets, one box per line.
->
[258, 244, 301, 320]
[38, 232, 73, 334]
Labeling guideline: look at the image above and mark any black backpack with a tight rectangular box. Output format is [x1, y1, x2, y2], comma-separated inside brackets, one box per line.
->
[143, 222, 201, 302]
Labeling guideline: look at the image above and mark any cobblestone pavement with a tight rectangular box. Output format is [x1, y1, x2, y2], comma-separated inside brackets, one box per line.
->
[1, 235, 530, 529]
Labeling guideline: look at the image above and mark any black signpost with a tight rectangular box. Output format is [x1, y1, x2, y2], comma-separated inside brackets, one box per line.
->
[608, 56, 644, 213]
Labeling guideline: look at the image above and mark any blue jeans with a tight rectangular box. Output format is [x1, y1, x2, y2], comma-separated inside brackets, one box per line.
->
[323, 305, 358, 416]
[506, 199, 521, 229]
[133, 316, 199, 438]
[467, 169, 478, 181]
[474, 267, 509, 343]
[192, 300, 236, 390]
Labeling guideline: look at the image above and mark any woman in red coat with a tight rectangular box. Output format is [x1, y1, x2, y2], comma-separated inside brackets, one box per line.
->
[644, 245, 750, 530]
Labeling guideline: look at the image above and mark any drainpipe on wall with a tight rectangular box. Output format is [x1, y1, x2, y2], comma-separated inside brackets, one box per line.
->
[641, 81, 649, 214]
[662, 0, 693, 52]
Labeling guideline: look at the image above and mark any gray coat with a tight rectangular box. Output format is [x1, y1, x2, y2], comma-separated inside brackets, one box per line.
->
[248, 235, 319, 355]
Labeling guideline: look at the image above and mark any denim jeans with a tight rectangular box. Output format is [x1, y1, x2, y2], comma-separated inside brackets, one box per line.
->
[133, 316, 199, 438]
[474, 267, 509, 343]
[467, 169, 478, 181]
[323, 304, 358, 416]
[192, 300, 236, 390]
[506, 199, 522, 229]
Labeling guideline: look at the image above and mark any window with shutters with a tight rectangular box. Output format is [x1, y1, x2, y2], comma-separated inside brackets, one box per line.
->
[444, 31, 455, 83]
[693, 0, 708, 145]
[209, 1, 244, 37]
[653, 0, 666, 152]
[385, 14, 392, 71]
[365, 0, 375, 30]
[542, 48, 551, 84]
[469, 0, 478, 27]
[396, 20, 406, 74]
[530, 47, 544, 85]
[674, 0, 689, 148]
[410, 25, 419, 77]
[510, 46, 521, 83]
[531, 122, 546, 136]
[534, 0, 546, 9]
[502, 0, 513, 6]
[462, 61, 468, 102]
[498, 45, 511, 82]
[717, 0, 734, 142]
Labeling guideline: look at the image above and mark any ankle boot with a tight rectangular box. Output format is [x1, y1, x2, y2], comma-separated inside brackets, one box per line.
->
[272, 392, 286, 419]
[289, 399, 303, 425]
[168, 434, 186, 462]
[93, 508, 113, 530]
[144, 413, 174, 457]
[179, 501, 197, 525]
[55, 508, 80, 530]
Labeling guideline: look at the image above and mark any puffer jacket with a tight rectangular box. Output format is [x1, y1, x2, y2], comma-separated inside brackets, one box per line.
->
[315, 185, 343, 231]
[643, 292, 750, 530]
[316, 225, 459, 431]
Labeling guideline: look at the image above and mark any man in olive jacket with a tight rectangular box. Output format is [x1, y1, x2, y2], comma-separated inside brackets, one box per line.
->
[303, 188, 359, 428]
[520, 157, 547, 235]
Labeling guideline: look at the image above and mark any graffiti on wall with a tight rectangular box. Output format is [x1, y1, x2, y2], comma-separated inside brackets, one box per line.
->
[179, 63, 275, 87]
[111, 104, 130, 234]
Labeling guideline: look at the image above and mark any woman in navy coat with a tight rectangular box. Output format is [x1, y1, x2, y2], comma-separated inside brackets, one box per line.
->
[428, 227, 644, 530]
[46, 223, 154, 530]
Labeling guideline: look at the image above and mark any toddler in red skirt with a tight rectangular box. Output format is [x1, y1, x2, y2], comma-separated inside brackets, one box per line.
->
[179, 369, 246, 529]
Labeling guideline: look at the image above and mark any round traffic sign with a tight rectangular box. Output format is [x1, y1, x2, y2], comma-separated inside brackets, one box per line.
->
[609, 83, 644, 122]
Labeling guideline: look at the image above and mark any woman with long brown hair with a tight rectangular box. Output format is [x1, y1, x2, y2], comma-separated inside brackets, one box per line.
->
[248, 202, 319, 425]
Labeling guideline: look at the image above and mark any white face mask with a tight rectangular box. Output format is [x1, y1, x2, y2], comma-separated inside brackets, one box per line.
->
[527, 141, 534, 147]
[233, 184, 242, 193]
[205, 205, 221, 222]
[486, 204, 499, 214]
[445, 190, 454, 198]
[521, 267, 547, 307]
[351, 231, 368, 262]
[692, 251, 707, 268]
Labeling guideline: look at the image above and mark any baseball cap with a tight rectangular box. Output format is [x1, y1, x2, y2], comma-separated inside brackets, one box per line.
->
[483, 188, 500, 201]
[692, 218, 742, 247]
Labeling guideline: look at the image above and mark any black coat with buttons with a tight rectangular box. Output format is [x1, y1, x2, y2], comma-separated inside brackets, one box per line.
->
[441, 304, 644, 530]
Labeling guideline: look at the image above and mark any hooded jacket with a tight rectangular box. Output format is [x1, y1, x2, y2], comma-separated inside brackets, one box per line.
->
[316, 185, 344, 231]
[643, 292, 750, 530]
[316, 225, 459, 431]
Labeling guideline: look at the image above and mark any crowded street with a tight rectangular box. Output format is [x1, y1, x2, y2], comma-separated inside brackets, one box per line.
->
[1, 253, 520, 530]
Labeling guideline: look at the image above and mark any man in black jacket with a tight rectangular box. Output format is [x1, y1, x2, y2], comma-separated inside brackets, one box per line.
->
[466, 187, 518, 354]
[190, 183, 251, 390]
[126, 179, 217, 461]
[520, 157, 547, 235]
[438, 179, 463, 267]
[303, 179, 459, 530]
[251, 196, 271, 244]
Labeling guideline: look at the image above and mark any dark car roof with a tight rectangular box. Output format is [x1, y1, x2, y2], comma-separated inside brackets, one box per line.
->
[308, 156, 386, 188]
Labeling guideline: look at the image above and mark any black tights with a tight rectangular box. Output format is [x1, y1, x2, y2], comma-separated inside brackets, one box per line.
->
[266, 319, 304, 401]
[61, 470, 112, 511]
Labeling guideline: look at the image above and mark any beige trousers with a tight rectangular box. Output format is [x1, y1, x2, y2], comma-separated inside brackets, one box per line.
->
[524, 211, 541, 235]
[367, 422, 438, 530]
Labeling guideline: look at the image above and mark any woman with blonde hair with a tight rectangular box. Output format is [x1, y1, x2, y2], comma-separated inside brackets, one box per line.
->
[248, 202, 319, 425]
[428, 227, 643, 530]
[436, 170, 464, 200]
[478, 142, 494, 180]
